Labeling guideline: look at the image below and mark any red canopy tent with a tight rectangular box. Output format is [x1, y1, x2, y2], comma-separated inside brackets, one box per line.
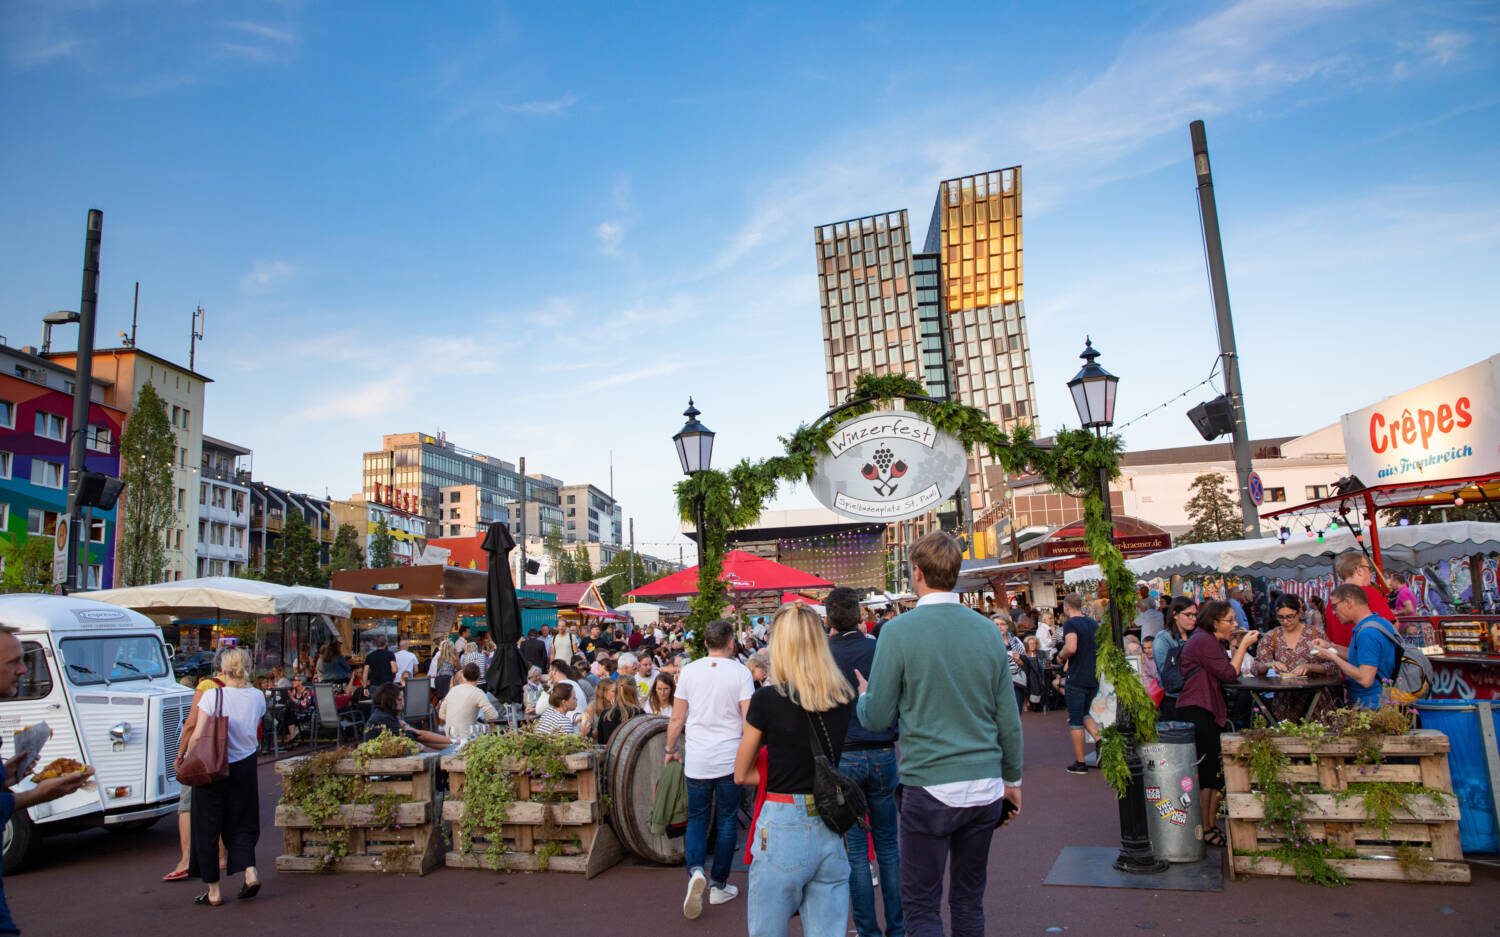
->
[626, 550, 833, 599]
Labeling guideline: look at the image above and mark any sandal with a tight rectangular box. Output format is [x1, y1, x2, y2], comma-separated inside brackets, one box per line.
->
[162, 869, 190, 882]
[1203, 826, 1227, 848]
[238, 880, 261, 900]
[193, 893, 225, 907]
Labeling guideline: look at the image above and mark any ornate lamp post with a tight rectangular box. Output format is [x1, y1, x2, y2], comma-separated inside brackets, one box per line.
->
[1066, 338, 1165, 874]
[672, 399, 714, 568]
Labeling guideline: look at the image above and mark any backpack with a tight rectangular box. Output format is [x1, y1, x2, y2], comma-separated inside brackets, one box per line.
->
[1355, 617, 1433, 704]
[806, 710, 869, 836]
[1158, 636, 1200, 696]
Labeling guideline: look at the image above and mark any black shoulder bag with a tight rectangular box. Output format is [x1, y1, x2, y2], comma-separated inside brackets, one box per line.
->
[805, 709, 869, 835]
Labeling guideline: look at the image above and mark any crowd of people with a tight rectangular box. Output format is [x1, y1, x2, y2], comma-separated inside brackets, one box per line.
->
[128, 536, 1413, 930]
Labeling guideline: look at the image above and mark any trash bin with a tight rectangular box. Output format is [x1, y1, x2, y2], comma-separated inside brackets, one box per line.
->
[1414, 699, 1500, 854]
[1139, 720, 1205, 863]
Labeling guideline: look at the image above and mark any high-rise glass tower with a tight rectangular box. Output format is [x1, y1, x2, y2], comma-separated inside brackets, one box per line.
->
[815, 166, 1034, 548]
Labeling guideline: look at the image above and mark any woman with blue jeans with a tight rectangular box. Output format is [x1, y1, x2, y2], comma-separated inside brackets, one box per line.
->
[736, 602, 856, 937]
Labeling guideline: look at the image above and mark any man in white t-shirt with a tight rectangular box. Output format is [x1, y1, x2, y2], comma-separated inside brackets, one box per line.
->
[393, 639, 419, 684]
[665, 620, 753, 920]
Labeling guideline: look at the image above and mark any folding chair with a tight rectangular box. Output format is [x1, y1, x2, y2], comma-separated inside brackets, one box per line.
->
[312, 683, 365, 751]
[402, 676, 432, 730]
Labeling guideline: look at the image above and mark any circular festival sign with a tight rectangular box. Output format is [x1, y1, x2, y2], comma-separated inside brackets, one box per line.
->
[809, 409, 969, 522]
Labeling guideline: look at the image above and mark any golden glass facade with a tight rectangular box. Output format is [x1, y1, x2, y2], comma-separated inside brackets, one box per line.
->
[936, 168, 1034, 522]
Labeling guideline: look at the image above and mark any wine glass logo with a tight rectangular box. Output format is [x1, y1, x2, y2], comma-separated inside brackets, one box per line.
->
[860, 446, 907, 497]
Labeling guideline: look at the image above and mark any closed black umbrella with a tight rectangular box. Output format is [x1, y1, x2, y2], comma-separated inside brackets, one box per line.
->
[483, 521, 526, 705]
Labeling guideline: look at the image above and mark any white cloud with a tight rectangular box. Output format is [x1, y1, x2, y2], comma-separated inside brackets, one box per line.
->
[581, 363, 685, 392]
[290, 380, 403, 424]
[227, 21, 297, 44]
[1425, 32, 1472, 66]
[240, 259, 293, 291]
[595, 220, 624, 256]
[503, 94, 578, 115]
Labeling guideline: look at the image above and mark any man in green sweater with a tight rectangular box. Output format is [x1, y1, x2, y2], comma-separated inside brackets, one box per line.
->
[856, 531, 1022, 937]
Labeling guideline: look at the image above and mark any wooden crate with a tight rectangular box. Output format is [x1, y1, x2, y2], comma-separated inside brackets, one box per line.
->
[275, 753, 443, 875]
[442, 750, 622, 878]
[1222, 729, 1469, 884]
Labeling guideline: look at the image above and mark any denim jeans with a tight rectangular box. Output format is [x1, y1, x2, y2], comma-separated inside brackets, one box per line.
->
[838, 747, 904, 937]
[899, 786, 1003, 937]
[747, 796, 850, 937]
[685, 773, 741, 887]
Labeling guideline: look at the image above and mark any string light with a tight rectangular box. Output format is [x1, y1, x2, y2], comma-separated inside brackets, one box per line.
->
[1455, 496, 1465, 506]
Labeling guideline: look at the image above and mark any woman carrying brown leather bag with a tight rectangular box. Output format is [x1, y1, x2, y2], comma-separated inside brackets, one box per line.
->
[162, 653, 227, 882]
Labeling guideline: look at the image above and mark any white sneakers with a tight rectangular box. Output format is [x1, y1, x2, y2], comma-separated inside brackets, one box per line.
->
[709, 884, 739, 905]
[683, 869, 707, 919]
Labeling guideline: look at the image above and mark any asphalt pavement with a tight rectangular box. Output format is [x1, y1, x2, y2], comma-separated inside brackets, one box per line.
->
[8, 710, 1498, 937]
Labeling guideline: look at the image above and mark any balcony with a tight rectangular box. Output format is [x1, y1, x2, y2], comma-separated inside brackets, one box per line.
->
[320, 527, 334, 543]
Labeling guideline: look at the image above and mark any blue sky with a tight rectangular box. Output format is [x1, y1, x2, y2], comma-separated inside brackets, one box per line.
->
[2, 0, 1497, 558]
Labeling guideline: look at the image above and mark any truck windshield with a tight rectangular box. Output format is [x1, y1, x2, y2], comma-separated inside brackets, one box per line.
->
[59, 635, 169, 685]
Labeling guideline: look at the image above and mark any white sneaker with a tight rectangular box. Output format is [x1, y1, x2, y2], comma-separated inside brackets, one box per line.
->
[683, 869, 707, 919]
[709, 883, 738, 905]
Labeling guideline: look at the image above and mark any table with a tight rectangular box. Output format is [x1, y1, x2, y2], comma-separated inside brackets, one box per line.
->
[1230, 674, 1343, 724]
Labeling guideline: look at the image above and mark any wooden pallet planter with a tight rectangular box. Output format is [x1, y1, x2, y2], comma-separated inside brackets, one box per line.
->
[275, 753, 443, 875]
[442, 750, 622, 878]
[1222, 729, 1469, 884]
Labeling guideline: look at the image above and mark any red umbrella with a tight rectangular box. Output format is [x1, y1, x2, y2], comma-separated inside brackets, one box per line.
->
[781, 592, 824, 606]
[626, 550, 834, 600]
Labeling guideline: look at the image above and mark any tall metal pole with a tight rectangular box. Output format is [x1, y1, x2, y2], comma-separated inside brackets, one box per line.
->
[693, 492, 705, 570]
[64, 209, 102, 594]
[517, 456, 528, 586]
[1097, 458, 1165, 873]
[1190, 121, 1260, 538]
[628, 517, 636, 592]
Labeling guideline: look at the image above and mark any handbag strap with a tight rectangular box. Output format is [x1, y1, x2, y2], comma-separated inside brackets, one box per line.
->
[803, 708, 834, 762]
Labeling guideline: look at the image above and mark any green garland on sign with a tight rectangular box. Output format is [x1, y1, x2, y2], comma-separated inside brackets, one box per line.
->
[673, 370, 1157, 771]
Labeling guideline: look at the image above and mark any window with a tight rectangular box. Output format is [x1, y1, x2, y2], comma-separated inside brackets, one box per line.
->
[12, 641, 53, 701]
[90, 517, 105, 543]
[230, 528, 243, 548]
[171, 405, 180, 427]
[0, 400, 12, 429]
[181, 408, 190, 431]
[448, 508, 459, 519]
[0, 504, 8, 530]
[34, 411, 66, 441]
[177, 488, 186, 511]
[449, 492, 460, 503]
[85, 564, 102, 589]
[1306, 485, 1330, 500]
[29, 459, 64, 489]
[448, 524, 460, 536]
[212, 487, 227, 508]
[0, 452, 9, 480]
[200, 482, 209, 503]
[86, 425, 112, 453]
[59, 635, 168, 685]
[232, 492, 246, 514]
[27, 508, 59, 536]
[567, 495, 575, 504]
[1264, 487, 1287, 503]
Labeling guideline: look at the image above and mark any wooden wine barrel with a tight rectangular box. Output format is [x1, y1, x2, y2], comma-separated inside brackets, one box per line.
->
[605, 714, 684, 865]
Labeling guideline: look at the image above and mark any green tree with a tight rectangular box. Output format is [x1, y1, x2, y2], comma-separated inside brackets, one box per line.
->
[329, 524, 364, 573]
[597, 549, 655, 607]
[0, 537, 54, 593]
[1179, 471, 1244, 544]
[369, 518, 395, 569]
[267, 509, 321, 585]
[542, 526, 567, 581]
[117, 381, 177, 586]
[572, 543, 594, 582]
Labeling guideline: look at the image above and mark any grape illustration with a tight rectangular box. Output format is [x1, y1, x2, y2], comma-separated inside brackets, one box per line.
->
[874, 446, 893, 471]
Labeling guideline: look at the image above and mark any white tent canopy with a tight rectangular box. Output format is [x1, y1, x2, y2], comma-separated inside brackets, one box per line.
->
[76, 576, 409, 618]
[1063, 521, 1500, 584]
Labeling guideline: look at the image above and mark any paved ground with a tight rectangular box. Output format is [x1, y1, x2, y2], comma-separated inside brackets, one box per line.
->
[9, 710, 1499, 937]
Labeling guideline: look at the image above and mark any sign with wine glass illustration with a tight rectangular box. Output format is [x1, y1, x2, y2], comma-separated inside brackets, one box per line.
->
[809, 410, 969, 521]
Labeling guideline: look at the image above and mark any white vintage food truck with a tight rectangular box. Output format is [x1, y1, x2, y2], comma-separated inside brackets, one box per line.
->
[0, 594, 193, 871]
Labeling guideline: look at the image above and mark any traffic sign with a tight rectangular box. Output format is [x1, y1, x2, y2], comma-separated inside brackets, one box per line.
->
[52, 514, 70, 586]
[1248, 472, 1264, 506]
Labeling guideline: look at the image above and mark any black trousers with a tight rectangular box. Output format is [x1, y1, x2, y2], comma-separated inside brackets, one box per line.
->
[189, 754, 259, 884]
[899, 785, 1004, 937]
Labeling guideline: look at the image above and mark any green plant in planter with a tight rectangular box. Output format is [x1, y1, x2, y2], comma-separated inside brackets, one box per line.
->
[280, 747, 357, 871]
[454, 729, 593, 871]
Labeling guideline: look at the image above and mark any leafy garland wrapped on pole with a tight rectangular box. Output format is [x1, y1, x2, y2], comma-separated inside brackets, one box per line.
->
[671, 372, 1156, 790]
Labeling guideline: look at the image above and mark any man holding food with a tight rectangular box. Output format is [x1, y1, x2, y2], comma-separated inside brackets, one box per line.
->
[0, 624, 93, 933]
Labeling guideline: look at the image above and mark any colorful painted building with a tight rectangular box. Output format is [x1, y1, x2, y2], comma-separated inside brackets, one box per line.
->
[0, 344, 126, 587]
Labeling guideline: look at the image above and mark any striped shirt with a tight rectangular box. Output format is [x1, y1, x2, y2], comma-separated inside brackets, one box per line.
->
[536, 708, 578, 736]
[460, 650, 488, 679]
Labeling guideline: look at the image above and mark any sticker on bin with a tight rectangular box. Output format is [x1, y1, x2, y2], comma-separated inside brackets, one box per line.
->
[1146, 786, 1162, 800]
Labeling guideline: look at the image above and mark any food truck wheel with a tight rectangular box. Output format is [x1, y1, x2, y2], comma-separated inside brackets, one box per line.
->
[3, 809, 37, 874]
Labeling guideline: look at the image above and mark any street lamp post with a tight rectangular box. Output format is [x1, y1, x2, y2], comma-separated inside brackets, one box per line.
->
[672, 399, 714, 569]
[1067, 338, 1165, 875]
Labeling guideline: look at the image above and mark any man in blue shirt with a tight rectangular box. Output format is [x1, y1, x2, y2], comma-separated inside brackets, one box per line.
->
[1316, 584, 1397, 709]
[1056, 593, 1100, 774]
[824, 587, 902, 937]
